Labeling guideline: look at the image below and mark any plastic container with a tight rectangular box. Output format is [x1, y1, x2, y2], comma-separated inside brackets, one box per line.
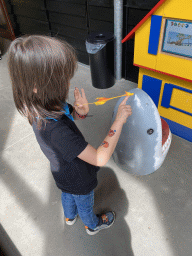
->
[86, 32, 115, 89]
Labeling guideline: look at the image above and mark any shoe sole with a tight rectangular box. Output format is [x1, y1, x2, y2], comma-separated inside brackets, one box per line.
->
[86, 212, 116, 235]
[66, 216, 78, 225]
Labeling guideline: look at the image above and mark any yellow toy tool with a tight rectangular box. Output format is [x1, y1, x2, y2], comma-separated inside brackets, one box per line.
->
[83, 91, 134, 106]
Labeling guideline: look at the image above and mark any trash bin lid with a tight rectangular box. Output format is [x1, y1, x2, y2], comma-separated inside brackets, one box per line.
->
[87, 32, 114, 44]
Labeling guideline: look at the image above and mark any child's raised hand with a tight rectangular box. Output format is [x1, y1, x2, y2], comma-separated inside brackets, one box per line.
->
[115, 96, 132, 124]
[74, 87, 89, 115]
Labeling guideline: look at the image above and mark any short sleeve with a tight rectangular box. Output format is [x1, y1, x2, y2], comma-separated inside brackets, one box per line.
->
[51, 125, 88, 162]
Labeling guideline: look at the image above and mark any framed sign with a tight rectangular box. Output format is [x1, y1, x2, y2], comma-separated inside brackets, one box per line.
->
[162, 19, 192, 58]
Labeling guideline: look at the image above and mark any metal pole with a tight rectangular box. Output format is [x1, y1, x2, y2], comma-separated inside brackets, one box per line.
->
[114, 0, 123, 80]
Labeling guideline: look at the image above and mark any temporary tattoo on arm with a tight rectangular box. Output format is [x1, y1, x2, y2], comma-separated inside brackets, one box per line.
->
[108, 129, 116, 137]
[101, 141, 109, 148]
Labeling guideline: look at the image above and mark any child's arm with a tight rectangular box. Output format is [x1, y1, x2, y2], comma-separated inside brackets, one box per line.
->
[78, 120, 124, 166]
[72, 109, 80, 120]
[77, 96, 132, 166]
[72, 108, 87, 120]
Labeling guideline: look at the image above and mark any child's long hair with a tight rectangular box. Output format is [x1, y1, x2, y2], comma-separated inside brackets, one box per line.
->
[7, 35, 77, 128]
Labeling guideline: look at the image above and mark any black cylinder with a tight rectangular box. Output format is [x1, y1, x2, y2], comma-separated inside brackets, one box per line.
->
[86, 32, 115, 89]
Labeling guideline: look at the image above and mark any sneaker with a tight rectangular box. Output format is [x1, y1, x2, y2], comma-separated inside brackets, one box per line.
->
[65, 215, 78, 225]
[85, 211, 115, 235]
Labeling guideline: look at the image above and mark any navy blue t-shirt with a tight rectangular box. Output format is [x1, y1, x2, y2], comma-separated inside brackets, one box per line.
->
[32, 103, 100, 195]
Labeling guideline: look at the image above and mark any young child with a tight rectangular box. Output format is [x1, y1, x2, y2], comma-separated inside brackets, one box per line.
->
[7, 35, 132, 235]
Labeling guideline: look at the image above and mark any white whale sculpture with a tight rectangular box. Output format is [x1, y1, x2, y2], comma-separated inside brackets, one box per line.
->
[112, 88, 172, 175]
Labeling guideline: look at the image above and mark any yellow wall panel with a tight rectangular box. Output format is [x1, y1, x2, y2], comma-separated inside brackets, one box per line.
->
[138, 68, 192, 129]
[159, 103, 192, 129]
[163, 0, 192, 21]
[154, 3, 165, 16]
[134, 19, 157, 69]
[156, 52, 192, 81]
[134, 0, 192, 134]
[134, 0, 192, 81]
[138, 66, 192, 91]
[138, 68, 144, 89]
[158, 78, 192, 129]
[170, 88, 192, 114]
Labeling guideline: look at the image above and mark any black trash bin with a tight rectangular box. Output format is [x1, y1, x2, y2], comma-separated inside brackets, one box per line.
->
[86, 32, 115, 89]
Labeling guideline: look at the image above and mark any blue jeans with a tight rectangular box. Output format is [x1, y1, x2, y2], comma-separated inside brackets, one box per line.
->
[61, 190, 99, 229]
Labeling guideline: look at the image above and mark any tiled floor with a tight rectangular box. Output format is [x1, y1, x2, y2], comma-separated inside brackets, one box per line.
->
[0, 40, 192, 256]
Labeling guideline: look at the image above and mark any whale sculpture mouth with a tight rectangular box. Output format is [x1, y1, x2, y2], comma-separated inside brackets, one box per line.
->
[161, 118, 172, 155]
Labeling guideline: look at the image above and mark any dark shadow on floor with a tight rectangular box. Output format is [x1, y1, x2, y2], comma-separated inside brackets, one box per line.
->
[132, 135, 192, 256]
[56, 167, 134, 256]
[0, 224, 22, 256]
[0, 39, 23, 256]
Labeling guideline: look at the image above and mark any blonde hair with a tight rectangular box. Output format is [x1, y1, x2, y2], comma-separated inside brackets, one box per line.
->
[7, 35, 77, 128]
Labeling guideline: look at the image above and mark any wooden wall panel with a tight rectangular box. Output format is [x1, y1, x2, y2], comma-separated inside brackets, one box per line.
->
[4, 0, 48, 35]
[89, 6, 113, 22]
[47, 0, 88, 64]
[55, 34, 89, 64]
[58, 35, 86, 52]
[47, 1, 86, 17]
[88, 4, 113, 33]
[75, 49, 89, 65]
[12, 6, 48, 22]
[16, 16, 50, 35]
[49, 13, 87, 30]
[51, 24, 87, 41]
[127, 8, 151, 25]
[3, 0, 115, 65]
[89, 0, 113, 8]
[49, 12, 87, 30]
[10, 0, 46, 10]
[123, 6, 151, 82]
[3, 0, 158, 75]
[124, 0, 159, 9]
[49, 0, 86, 4]
[89, 19, 114, 32]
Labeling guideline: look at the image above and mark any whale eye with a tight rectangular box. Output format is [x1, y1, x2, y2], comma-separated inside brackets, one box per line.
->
[147, 129, 154, 135]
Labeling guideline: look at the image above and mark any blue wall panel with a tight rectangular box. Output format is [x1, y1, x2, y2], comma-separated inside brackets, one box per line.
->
[161, 83, 192, 116]
[142, 75, 162, 107]
[148, 15, 162, 55]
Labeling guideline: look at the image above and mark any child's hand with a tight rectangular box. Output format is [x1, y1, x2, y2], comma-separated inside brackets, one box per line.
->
[115, 96, 132, 124]
[73, 87, 89, 116]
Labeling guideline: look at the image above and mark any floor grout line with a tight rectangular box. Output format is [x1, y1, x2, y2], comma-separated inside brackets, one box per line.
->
[1, 132, 34, 153]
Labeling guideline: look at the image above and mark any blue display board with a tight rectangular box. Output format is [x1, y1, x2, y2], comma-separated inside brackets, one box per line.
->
[162, 19, 192, 58]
